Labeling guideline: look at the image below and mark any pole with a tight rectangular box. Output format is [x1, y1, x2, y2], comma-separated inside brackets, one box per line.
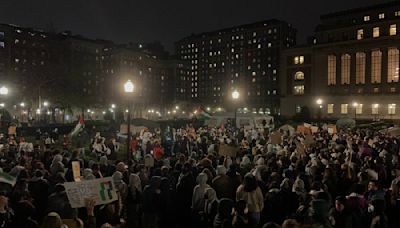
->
[234, 107, 237, 129]
[126, 103, 131, 162]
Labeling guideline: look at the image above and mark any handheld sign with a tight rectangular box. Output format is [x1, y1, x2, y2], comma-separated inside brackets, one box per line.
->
[72, 161, 81, 182]
[64, 177, 118, 208]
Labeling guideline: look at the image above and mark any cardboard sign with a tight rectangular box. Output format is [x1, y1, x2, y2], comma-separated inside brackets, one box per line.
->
[311, 126, 319, 134]
[64, 177, 118, 208]
[270, 132, 282, 145]
[72, 161, 81, 182]
[297, 126, 311, 135]
[327, 125, 337, 135]
[8, 126, 16, 135]
[219, 144, 239, 158]
[304, 123, 312, 128]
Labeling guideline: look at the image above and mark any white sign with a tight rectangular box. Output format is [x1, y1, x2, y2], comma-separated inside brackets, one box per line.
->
[64, 177, 118, 208]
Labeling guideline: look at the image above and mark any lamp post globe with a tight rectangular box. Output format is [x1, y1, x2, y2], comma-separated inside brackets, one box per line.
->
[0, 86, 8, 95]
[231, 90, 240, 129]
[124, 79, 135, 162]
[124, 80, 134, 93]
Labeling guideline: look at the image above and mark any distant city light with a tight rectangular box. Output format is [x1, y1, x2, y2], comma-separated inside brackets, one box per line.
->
[111, 104, 116, 109]
[125, 109, 129, 113]
[206, 107, 210, 111]
[0, 103, 4, 107]
[36, 109, 41, 114]
[43, 101, 49, 107]
[20, 102, 25, 107]
[102, 111, 106, 114]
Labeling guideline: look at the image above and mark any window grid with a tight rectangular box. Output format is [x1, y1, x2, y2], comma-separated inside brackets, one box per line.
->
[356, 52, 366, 84]
[341, 104, 348, 114]
[327, 104, 334, 114]
[388, 48, 399, 83]
[341, 54, 351, 85]
[371, 50, 382, 83]
[327, 55, 336, 85]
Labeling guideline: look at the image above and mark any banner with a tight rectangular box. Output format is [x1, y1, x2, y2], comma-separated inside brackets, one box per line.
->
[64, 177, 118, 208]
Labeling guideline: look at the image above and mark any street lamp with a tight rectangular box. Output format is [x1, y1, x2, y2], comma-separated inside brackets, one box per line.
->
[0, 86, 8, 95]
[43, 101, 49, 107]
[232, 89, 240, 128]
[352, 102, 358, 121]
[316, 98, 323, 123]
[124, 79, 134, 161]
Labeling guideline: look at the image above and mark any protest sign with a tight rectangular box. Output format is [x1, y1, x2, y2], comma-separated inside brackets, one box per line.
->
[311, 126, 319, 134]
[64, 177, 118, 208]
[8, 126, 16, 136]
[219, 144, 239, 158]
[270, 131, 282, 145]
[72, 161, 81, 182]
[327, 125, 337, 134]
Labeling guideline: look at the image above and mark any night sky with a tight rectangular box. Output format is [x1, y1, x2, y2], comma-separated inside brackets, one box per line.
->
[0, 0, 394, 52]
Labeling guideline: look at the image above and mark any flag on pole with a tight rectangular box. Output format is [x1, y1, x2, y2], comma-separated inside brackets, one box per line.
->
[0, 172, 16, 186]
[70, 116, 84, 137]
[194, 107, 212, 120]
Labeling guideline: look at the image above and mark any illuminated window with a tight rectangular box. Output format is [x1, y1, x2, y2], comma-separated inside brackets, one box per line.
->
[356, 104, 363, 114]
[390, 24, 397, 36]
[294, 71, 304, 80]
[388, 104, 396, 114]
[357, 29, 364, 40]
[388, 48, 399, 83]
[378, 13, 385, 19]
[293, 85, 304, 95]
[341, 104, 348, 114]
[364, 16, 370, 21]
[327, 104, 334, 114]
[390, 87, 396, 93]
[372, 104, 379, 114]
[356, 52, 366, 84]
[328, 55, 336, 85]
[396, 11, 400, 17]
[373, 27, 380, 38]
[294, 56, 304, 64]
[371, 50, 382, 83]
[341, 54, 351, 85]
[374, 87, 379, 93]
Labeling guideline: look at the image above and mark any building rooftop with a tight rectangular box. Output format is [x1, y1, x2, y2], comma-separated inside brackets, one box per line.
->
[320, 1, 399, 19]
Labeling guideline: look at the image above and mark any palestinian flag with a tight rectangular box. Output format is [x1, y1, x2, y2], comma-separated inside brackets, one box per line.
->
[70, 116, 84, 137]
[0, 172, 16, 186]
[195, 107, 212, 120]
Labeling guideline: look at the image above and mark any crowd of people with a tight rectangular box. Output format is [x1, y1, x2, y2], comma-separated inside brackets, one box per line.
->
[0, 122, 399, 228]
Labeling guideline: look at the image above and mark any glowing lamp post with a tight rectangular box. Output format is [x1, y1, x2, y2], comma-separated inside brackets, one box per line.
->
[124, 80, 134, 161]
[232, 90, 240, 128]
[316, 98, 323, 123]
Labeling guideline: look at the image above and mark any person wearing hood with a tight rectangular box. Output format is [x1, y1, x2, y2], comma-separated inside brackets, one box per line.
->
[212, 165, 232, 199]
[236, 174, 264, 228]
[142, 176, 162, 228]
[99, 156, 113, 177]
[203, 187, 218, 227]
[192, 173, 211, 213]
[112, 171, 128, 208]
[127, 173, 142, 228]
[213, 198, 234, 228]
[83, 168, 96, 180]
[50, 154, 64, 176]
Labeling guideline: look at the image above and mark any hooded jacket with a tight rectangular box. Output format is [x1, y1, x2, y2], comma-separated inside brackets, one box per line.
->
[192, 173, 211, 212]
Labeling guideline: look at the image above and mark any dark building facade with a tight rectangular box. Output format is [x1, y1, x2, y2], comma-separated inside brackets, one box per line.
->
[176, 19, 296, 114]
[0, 23, 187, 119]
[280, 1, 400, 120]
